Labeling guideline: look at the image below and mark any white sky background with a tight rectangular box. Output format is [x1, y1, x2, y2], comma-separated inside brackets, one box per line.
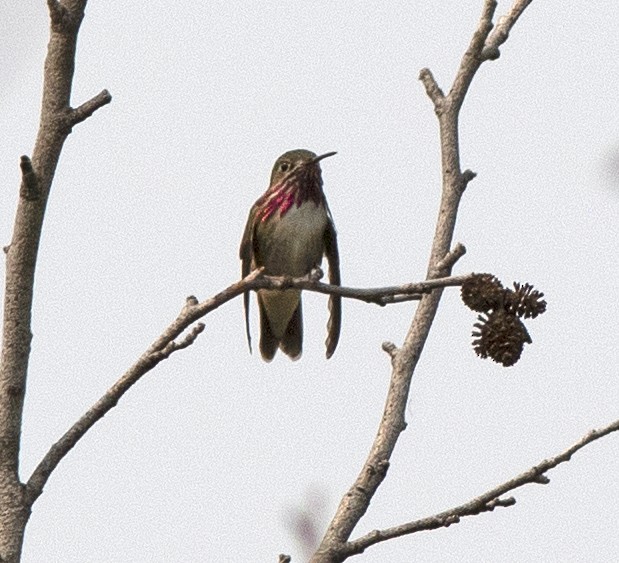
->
[1, 1, 618, 561]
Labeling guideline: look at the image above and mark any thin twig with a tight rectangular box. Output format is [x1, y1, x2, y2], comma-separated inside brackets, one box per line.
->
[381, 341, 399, 361]
[435, 242, 467, 274]
[483, 0, 534, 59]
[24, 269, 467, 505]
[70, 89, 112, 126]
[251, 273, 471, 306]
[418, 68, 444, 110]
[449, 0, 497, 111]
[343, 419, 619, 555]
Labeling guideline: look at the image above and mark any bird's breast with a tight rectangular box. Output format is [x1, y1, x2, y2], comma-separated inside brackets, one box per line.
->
[256, 201, 328, 276]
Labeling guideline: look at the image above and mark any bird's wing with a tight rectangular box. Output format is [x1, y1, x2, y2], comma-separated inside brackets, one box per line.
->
[239, 205, 258, 353]
[324, 211, 341, 359]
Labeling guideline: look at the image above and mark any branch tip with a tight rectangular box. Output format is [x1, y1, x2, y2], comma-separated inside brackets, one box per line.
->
[379, 293, 424, 305]
[485, 0, 534, 53]
[436, 243, 467, 273]
[46, 0, 65, 24]
[419, 68, 445, 108]
[19, 155, 39, 200]
[177, 323, 205, 348]
[496, 496, 516, 507]
[462, 169, 477, 185]
[70, 89, 112, 126]
[381, 341, 398, 359]
[19, 154, 33, 173]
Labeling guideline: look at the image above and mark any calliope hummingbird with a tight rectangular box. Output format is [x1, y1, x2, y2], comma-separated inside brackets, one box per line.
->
[240, 149, 341, 361]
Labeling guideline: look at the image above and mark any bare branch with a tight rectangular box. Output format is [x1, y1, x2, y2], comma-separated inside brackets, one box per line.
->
[435, 243, 467, 274]
[253, 273, 471, 306]
[70, 89, 112, 126]
[19, 156, 38, 201]
[1, 0, 100, 478]
[343, 419, 619, 556]
[154, 323, 206, 360]
[23, 268, 469, 505]
[47, 0, 87, 31]
[23, 268, 262, 503]
[449, 0, 497, 110]
[460, 169, 477, 190]
[418, 68, 444, 111]
[483, 0, 534, 59]
[1, 0, 106, 557]
[381, 341, 398, 362]
[46, 0, 66, 26]
[345, 498, 515, 556]
[311, 2, 535, 561]
[23, 315, 211, 504]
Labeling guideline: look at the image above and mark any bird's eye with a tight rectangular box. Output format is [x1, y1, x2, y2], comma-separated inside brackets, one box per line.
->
[280, 162, 290, 172]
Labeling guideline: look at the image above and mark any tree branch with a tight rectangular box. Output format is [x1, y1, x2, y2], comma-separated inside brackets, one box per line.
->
[483, 0, 534, 59]
[253, 271, 470, 306]
[24, 269, 466, 505]
[418, 68, 444, 111]
[46, 0, 67, 27]
[0, 0, 108, 558]
[310, 2, 534, 561]
[70, 89, 112, 126]
[435, 242, 467, 273]
[447, 0, 497, 112]
[343, 418, 619, 556]
[23, 269, 255, 505]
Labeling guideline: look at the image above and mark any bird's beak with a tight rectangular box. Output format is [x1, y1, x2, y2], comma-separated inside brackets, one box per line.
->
[312, 151, 337, 163]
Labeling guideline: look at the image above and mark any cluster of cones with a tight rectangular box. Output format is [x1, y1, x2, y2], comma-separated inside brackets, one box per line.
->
[461, 274, 547, 367]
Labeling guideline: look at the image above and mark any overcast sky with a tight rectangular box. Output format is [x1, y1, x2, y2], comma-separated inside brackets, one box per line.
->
[2, 1, 619, 561]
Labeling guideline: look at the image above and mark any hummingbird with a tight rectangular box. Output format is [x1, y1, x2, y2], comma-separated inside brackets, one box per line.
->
[239, 149, 341, 361]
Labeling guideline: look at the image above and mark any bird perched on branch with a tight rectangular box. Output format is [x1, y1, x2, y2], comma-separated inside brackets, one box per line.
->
[240, 149, 341, 361]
